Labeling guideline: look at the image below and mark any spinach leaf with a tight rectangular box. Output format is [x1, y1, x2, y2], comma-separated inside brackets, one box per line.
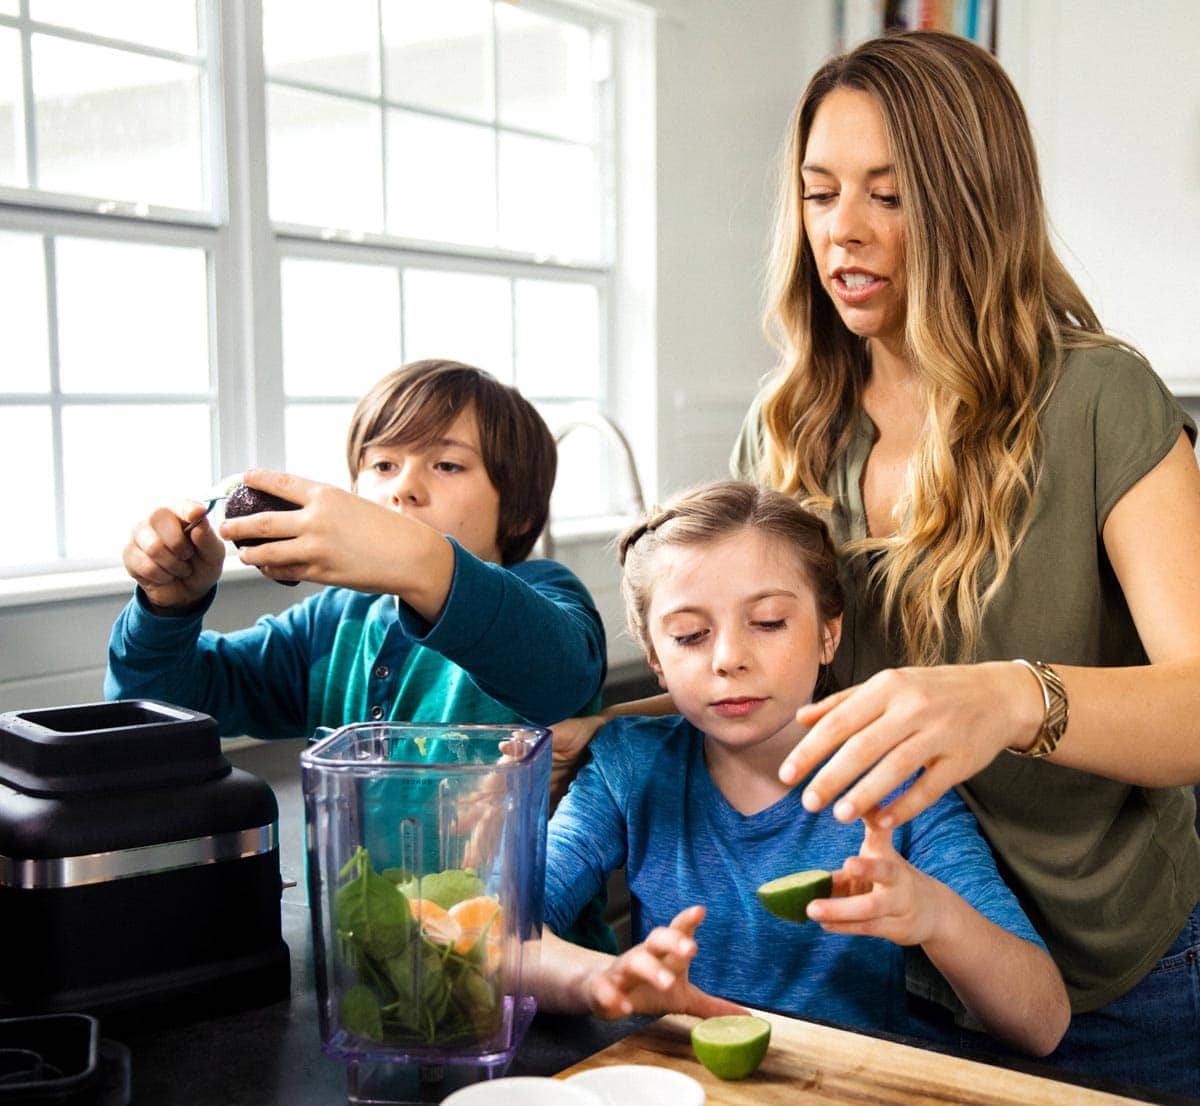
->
[394, 867, 485, 909]
[340, 984, 383, 1041]
[334, 846, 413, 960]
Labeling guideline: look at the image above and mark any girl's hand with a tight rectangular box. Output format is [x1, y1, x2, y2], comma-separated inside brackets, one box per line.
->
[806, 817, 936, 946]
[123, 501, 225, 611]
[586, 905, 747, 1020]
[778, 662, 1043, 828]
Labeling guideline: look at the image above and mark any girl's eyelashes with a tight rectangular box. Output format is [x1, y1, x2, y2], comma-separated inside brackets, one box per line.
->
[802, 191, 835, 203]
[671, 629, 708, 647]
[753, 619, 787, 631]
[800, 190, 900, 208]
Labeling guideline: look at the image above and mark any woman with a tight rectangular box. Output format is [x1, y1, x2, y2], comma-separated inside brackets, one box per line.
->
[730, 30, 1200, 1094]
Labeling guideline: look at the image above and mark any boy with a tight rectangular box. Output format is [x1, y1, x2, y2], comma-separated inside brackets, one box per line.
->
[105, 360, 612, 948]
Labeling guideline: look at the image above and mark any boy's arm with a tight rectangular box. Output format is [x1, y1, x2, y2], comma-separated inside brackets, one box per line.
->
[398, 547, 607, 725]
[809, 817, 1069, 1056]
[104, 586, 321, 738]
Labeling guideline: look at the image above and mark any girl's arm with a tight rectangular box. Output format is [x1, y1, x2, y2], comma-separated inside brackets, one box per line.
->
[782, 433, 1200, 826]
[530, 907, 748, 1019]
[809, 820, 1069, 1056]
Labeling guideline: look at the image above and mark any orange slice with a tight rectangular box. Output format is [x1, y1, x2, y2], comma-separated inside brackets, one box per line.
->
[449, 896, 503, 961]
[407, 897, 463, 947]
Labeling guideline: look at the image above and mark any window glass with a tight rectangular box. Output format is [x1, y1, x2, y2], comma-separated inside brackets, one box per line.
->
[496, 3, 594, 142]
[30, 1, 200, 55]
[402, 268, 512, 378]
[0, 26, 25, 187]
[385, 110, 495, 246]
[262, 0, 379, 97]
[0, 407, 57, 569]
[61, 404, 211, 561]
[0, 230, 51, 393]
[382, 0, 493, 120]
[281, 258, 401, 398]
[55, 237, 209, 395]
[32, 35, 204, 209]
[267, 86, 383, 230]
[285, 403, 356, 488]
[541, 400, 623, 522]
[515, 280, 599, 399]
[499, 132, 598, 260]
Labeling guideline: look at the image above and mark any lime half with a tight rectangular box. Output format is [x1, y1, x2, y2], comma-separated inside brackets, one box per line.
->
[691, 1014, 771, 1080]
[756, 869, 833, 923]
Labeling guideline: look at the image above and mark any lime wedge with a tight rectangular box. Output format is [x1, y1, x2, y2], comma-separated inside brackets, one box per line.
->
[756, 869, 833, 922]
[691, 1014, 771, 1080]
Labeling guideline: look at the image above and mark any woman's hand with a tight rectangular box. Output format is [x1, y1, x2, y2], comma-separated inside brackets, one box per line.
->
[549, 713, 607, 808]
[807, 817, 937, 945]
[123, 501, 226, 611]
[586, 905, 747, 1020]
[779, 662, 1044, 827]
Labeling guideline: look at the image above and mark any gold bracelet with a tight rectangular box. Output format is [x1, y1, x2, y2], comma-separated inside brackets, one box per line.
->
[1009, 659, 1069, 759]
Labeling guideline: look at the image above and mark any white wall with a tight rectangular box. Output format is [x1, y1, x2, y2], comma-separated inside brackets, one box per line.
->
[999, 0, 1200, 397]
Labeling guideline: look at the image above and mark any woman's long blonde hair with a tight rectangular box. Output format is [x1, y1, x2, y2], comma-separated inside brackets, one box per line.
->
[760, 31, 1125, 665]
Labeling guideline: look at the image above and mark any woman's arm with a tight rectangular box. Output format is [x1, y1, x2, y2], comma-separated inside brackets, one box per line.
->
[550, 693, 675, 806]
[781, 433, 1200, 826]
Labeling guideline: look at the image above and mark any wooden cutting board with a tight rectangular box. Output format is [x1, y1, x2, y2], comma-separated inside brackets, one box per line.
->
[555, 1009, 1145, 1105]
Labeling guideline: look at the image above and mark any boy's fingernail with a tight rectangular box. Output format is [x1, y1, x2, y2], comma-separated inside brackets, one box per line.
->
[802, 789, 821, 811]
[834, 800, 855, 822]
[780, 762, 797, 784]
[658, 970, 673, 987]
[878, 813, 894, 829]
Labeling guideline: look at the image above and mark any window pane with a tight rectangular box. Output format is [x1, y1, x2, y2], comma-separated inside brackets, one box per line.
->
[0, 2, 18, 15]
[386, 110, 495, 246]
[56, 237, 209, 394]
[514, 280, 599, 400]
[0, 27, 26, 187]
[285, 403, 356, 488]
[268, 86, 383, 230]
[31, 0, 200, 55]
[499, 133, 598, 260]
[382, 0, 493, 121]
[0, 231, 50, 393]
[403, 269, 511, 378]
[281, 258, 400, 397]
[496, 4, 594, 142]
[32, 35, 205, 209]
[0, 407, 57, 568]
[61, 404, 212, 561]
[263, 0, 379, 97]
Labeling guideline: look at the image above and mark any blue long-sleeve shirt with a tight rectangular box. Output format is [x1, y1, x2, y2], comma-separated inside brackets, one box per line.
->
[106, 538, 606, 736]
[546, 715, 1046, 1038]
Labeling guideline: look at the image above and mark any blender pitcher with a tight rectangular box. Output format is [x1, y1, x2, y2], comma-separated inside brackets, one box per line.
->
[302, 723, 550, 1097]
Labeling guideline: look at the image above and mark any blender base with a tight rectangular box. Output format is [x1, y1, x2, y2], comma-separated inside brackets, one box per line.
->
[346, 1057, 510, 1105]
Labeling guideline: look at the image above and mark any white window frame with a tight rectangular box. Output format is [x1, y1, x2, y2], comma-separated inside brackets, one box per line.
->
[0, 0, 659, 604]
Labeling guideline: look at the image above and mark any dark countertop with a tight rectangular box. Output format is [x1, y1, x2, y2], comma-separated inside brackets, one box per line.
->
[112, 738, 644, 1105]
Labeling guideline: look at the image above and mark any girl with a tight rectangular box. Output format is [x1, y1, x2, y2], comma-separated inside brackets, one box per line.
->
[533, 481, 1068, 1058]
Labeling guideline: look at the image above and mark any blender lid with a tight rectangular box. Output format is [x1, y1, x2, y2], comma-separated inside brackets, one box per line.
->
[0, 700, 230, 798]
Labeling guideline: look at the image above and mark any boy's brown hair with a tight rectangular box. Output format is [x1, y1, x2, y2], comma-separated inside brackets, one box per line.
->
[346, 360, 556, 565]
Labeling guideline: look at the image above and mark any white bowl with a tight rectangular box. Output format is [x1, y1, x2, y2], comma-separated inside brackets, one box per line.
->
[442, 1075, 607, 1106]
[566, 1064, 706, 1106]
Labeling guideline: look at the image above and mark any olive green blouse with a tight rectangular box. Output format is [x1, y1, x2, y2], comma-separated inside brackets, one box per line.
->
[732, 344, 1200, 1012]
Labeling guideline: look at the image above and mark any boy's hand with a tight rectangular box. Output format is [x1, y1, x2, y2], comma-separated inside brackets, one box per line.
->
[804, 816, 937, 946]
[585, 905, 747, 1020]
[123, 501, 225, 611]
[221, 469, 454, 611]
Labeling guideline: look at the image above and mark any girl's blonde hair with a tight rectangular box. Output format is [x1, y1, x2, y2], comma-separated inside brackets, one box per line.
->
[618, 481, 843, 666]
[760, 31, 1128, 665]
